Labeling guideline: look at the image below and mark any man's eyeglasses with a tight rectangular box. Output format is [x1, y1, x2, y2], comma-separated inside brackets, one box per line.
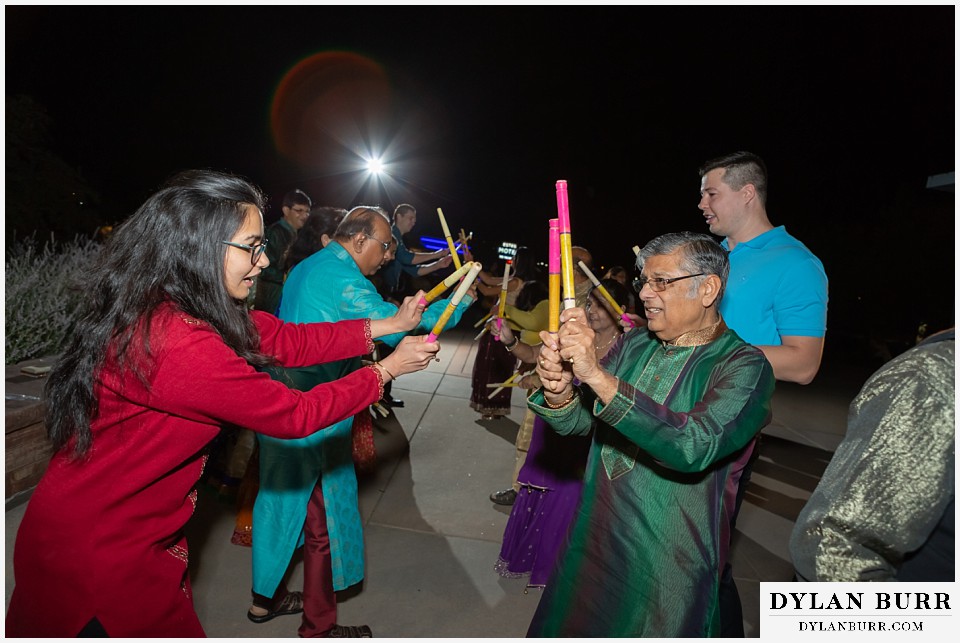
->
[362, 233, 391, 253]
[222, 239, 268, 265]
[632, 273, 704, 293]
[290, 206, 311, 217]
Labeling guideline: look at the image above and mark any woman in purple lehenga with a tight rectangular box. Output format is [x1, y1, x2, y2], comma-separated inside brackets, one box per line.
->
[495, 415, 592, 587]
[494, 278, 638, 588]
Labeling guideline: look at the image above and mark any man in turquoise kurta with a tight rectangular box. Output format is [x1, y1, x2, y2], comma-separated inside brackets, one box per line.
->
[250, 207, 474, 636]
[528, 232, 774, 637]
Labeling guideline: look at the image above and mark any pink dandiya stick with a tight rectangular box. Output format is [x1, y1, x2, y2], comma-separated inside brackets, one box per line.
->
[495, 260, 511, 341]
[436, 208, 462, 271]
[548, 218, 561, 333]
[421, 261, 475, 305]
[426, 261, 482, 343]
[578, 260, 635, 329]
[556, 180, 576, 311]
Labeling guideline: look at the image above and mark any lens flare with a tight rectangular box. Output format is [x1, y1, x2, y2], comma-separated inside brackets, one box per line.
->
[270, 51, 392, 171]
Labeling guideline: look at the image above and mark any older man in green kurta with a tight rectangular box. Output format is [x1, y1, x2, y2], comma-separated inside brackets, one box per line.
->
[529, 231, 774, 637]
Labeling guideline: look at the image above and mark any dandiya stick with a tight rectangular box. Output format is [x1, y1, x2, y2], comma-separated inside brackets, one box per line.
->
[487, 371, 521, 399]
[421, 261, 475, 305]
[473, 311, 493, 328]
[556, 180, 576, 311]
[459, 228, 471, 259]
[473, 326, 489, 341]
[436, 207, 462, 270]
[632, 245, 640, 256]
[426, 262, 482, 343]
[495, 260, 512, 341]
[578, 260, 635, 329]
[548, 218, 561, 333]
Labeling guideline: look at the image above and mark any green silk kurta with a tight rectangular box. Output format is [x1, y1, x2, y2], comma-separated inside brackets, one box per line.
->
[527, 321, 774, 637]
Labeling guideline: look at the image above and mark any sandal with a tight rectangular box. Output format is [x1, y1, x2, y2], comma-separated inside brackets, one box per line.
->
[247, 590, 304, 623]
[325, 624, 373, 637]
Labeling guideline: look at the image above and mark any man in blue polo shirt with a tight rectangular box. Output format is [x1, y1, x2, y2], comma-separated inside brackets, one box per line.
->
[697, 150, 828, 637]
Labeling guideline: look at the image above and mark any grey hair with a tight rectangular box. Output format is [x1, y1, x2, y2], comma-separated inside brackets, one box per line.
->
[635, 231, 730, 305]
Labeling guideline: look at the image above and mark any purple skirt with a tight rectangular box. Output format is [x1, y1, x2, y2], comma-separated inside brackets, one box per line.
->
[495, 415, 590, 587]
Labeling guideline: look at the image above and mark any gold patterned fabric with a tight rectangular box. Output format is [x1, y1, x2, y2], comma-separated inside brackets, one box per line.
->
[790, 331, 955, 581]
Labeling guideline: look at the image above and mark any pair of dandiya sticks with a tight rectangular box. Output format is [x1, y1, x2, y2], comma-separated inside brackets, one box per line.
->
[551, 180, 635, 331]
[485, 180, 637, 399]
[410, 206, 483, 343]
[418, 182, 637, 374]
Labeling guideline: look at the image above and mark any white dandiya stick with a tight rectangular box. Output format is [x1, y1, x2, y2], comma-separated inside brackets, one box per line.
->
[632, 245, 640, 256]
[436, 207, 462, 270]
[426, 261, 482, 343]
[578, 260, 636, 329]
[487, 371, 521, 399]
[421, 261, 475, 305]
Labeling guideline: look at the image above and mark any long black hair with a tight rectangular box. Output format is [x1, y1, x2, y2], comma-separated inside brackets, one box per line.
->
[45, 169, 273, 457]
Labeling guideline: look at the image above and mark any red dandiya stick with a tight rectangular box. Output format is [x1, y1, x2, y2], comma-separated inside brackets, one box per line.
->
[556, 180, 576, 311]
[548, 218, 561, 333]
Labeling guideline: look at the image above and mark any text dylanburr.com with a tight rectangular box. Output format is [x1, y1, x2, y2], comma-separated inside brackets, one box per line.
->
[761, 582, 955, 638]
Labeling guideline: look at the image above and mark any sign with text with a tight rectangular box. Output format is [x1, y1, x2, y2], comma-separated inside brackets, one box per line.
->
[761, 582, 955, 639]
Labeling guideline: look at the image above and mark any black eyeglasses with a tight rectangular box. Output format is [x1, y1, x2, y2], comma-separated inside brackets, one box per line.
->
[633, 273, 704, 293]
[222, 239, 268, 265]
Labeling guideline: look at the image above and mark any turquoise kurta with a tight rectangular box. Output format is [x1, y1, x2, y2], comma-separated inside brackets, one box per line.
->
[527, 322, 774, 637]
[252, 241, 473, 595]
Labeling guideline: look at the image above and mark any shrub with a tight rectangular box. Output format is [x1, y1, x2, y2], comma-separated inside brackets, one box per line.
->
[5, 234, 102, 365]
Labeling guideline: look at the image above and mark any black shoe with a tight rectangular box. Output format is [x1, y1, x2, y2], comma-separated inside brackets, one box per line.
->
[490, 489, 517, 505]
[247, 591, 303, 623]
[383, 396, 404, 408]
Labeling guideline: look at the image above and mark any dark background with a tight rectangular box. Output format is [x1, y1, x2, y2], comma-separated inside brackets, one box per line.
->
[5, 5, 955, 360]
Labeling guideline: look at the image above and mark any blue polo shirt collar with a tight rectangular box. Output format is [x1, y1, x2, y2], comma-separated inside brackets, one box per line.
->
[722, 225, 787, 253]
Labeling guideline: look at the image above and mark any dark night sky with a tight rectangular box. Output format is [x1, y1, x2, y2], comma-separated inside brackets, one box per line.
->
[6, 4, 956, 348]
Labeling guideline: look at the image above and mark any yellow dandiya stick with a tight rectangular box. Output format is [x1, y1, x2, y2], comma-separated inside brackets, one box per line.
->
[473, 311, 493, 328]
[421, 261, 475, 305]
[548, 218, 561, 333]
[632, 245, 640, 256]
[487, 371, 521, 399]
[426, 261, 482, 343]
[495, 259, 511, 341]
[473, 326, 489, 341]
[459, 228, 471, 258]
[436, 207, 462, 270]
[578, 260, 636, 329]
[556, 181, 576, 311]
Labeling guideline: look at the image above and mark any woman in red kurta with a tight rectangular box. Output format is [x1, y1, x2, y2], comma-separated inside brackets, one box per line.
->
[5, 170, 438, 637]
